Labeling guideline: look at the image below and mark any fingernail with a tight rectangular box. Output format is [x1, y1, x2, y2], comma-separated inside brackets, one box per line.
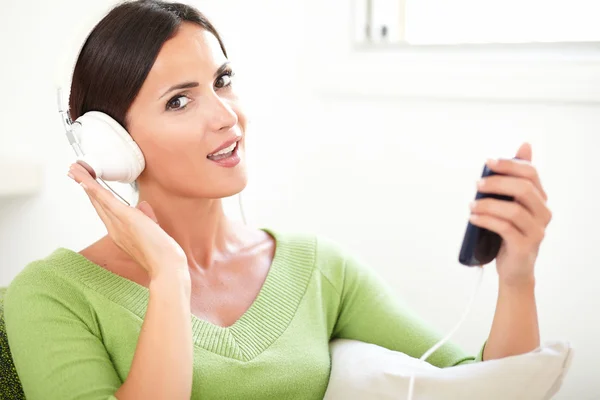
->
[469, 201, 476, 210]
[487, 158, 497, 166]
[67, 172, 74, 180]
[477, 179, 484, 189]
[80, 182, 87, 190]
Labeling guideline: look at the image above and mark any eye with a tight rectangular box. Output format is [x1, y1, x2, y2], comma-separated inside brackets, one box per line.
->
[166, 95, 191, 111]
[215, 70, 235, 89]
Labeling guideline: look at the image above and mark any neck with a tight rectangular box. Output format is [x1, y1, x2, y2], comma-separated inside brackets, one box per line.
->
[136, 183, 244, 270]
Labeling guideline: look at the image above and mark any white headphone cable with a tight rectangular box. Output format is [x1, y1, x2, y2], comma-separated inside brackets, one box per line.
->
[407, 266, 485, 400]
[238, 191, 247, 225]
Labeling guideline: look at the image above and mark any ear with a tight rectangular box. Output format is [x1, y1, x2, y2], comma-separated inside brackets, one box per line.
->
[515, 142, 533, 162]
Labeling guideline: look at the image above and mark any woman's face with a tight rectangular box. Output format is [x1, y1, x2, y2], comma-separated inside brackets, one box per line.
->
[127, 22, 247, 199]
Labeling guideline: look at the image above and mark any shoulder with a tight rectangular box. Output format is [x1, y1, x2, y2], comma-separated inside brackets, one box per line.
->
[265, 228, 373, 294]
[7, 249, 81, 290]
[4, 249, 91, 321]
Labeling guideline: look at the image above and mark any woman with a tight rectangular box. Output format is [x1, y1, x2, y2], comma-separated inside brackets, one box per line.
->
[4, 1, 552, 399]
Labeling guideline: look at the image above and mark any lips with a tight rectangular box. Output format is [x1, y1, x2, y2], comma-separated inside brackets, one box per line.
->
[207, 137, 241, 158]
[207, 141, 241, 168]
[207, 141, 238, 161]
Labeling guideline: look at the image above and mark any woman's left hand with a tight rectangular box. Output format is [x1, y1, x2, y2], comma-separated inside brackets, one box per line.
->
[469, 142, 552, 287]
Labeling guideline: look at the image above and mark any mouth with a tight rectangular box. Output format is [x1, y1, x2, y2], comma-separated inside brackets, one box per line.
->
[207, 139, 240, 161]
[206, 137, 242, 168]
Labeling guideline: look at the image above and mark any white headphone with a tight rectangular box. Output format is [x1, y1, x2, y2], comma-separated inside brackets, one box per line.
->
[57, 88, 145, 206]
[57, 87, 145, 184]
[54, 3, 146, 189]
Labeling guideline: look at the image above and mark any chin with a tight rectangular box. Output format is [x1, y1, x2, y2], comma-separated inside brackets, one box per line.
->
[198, 170, 248, 199]
[214, 180, 247, 199]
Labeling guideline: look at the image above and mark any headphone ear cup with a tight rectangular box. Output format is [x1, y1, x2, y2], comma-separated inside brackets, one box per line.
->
[73, 111, 145, 183]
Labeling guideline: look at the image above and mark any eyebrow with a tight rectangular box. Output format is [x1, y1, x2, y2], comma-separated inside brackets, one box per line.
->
[158, 62, 231, 100]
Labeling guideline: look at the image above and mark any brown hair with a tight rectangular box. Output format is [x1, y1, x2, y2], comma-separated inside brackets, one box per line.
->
[68, 0, 227, 128]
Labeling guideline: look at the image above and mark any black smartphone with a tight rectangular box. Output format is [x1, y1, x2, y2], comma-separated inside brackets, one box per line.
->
[458, 161, 515, 266]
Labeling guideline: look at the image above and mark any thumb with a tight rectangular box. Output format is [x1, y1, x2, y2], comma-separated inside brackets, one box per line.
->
[136, 201, 159, 223]
[515, 142, 533, 162]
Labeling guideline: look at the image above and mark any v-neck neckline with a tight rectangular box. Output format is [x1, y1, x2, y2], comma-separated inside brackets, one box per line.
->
[50, 228, 317, 361]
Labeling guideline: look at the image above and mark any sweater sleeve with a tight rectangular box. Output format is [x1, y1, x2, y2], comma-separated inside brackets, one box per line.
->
[330, 248, 485, 367]
[4, 264, 121, 400]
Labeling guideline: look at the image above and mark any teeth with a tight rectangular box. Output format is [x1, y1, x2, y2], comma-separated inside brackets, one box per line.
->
[211, 142, 236, 156]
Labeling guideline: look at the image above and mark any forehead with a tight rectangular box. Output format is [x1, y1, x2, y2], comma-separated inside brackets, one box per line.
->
[144, 22, 227, 89]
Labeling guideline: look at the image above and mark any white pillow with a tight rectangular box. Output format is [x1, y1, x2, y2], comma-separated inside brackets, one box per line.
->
[324, 339, 573, 400]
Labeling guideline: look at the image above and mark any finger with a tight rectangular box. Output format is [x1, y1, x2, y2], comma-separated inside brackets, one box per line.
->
[485, 158, 547, 201]
[136, 201, 159, 224]
[68, 164, 117, 220]
[68, 163, 125, 220]
[68, 163, 107, 202]
[72, 175, 114, 231]
[469, 213, 522, 244]
[470, 198, 540, 238]
[68, 162, 92, 183]
[86, 188, 114, 232]
[67, 165, 106, 215]
[477, 175, 551, 224]
[515, 142, 533, 162]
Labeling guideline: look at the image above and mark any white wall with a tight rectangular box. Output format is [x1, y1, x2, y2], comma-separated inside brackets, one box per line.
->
[1, 0, 598, 398]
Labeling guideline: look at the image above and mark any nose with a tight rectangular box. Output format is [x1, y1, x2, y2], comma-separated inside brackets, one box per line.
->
[207, 93, 238, 133]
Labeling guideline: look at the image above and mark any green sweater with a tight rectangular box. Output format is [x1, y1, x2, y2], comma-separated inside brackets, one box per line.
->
[5, 229, 482, 400]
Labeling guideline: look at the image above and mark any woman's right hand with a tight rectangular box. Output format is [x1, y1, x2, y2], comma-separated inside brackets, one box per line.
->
[68, 163, 188, 281]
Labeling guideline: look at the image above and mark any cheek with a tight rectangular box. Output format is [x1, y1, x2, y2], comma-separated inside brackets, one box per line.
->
[136, 124, 206, 173]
